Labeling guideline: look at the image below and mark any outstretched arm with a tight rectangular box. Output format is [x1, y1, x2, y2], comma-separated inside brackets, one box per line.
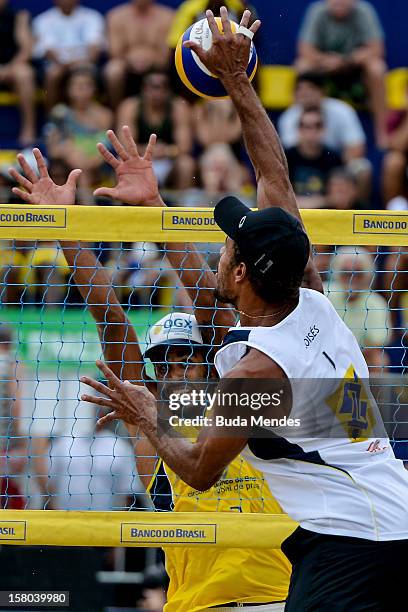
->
[186, 7, 323, 292]
[94, 127, 236, 346]
[9, 150, 157, 488]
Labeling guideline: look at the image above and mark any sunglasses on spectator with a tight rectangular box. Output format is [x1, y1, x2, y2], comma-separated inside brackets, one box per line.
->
[299, 121, 324, 130]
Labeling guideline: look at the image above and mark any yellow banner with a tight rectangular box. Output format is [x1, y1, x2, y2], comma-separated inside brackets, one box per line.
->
[0, 510, 297, 548]
[0, 205, 406, 245]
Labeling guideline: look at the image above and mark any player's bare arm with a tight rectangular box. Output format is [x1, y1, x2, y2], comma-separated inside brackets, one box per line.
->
[80, 349, 286, 491]
[186, 7, 323, 293]
[94, 126, 235, 346]
[9, 149, 157, 487]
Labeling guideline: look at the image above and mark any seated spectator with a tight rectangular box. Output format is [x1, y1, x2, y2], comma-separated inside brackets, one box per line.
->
[193, 98, 242, 154]
[104, 0, 174, 108]
[199, 143, 247, 198]
[325, 168, 366, 209]
[326, 247, 391, 371]
[44, 68, 113, 196]
[382, 91, 408, 209]
[33, 0, 105, 109]
[0, 0, 36, 145]
[285, 107, 343, 208]
[278, 72, 371, 201]
[295, 0, 387, 147]
[0, 240, 29, 305]
[117, 70, 194, 189]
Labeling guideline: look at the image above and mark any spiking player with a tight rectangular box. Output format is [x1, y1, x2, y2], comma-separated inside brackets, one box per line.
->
[79, 8, 408, 611]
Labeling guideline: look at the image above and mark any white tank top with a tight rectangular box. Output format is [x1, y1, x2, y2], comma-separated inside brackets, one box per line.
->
[214, 288, 408, 541]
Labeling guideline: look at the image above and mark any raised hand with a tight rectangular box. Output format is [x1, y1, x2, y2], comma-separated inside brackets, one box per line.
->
[9, 148, 81, 207]
[80, 360, 156, 428]
[94, 126, 161, 206]
[184, 6, 261, 81]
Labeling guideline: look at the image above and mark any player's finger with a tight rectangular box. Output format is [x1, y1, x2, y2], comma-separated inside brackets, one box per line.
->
[239, 9, 251, 29]
[33, 148, 49, 179]
[220, 6, 232, 36]
[96, 411, 119, 429]
[95, 359, 123, 389]
[107, 130, 130, 161]
[183, 41, 206, 62]
[66, 168, 82, 189]
[206, 9, 221, 39]
[143, 133, 157, 161]
[8, 168, 33, 191]
[80, 375, 116, 398]
[93, 186, 117, 199]
[16, 153, 37, 183]
[249, 19, 261, 35]
[80, 393, 114, 409]
[122, 125, 139, 156]
[11, 187, 33, 203]
[96, 142, 120, 168]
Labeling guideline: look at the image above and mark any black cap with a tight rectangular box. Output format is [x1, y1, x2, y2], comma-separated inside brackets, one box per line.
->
[214, 196, 310, 281]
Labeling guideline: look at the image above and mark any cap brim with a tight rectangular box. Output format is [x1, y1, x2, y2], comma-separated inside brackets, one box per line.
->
[214, 196, 251, 240]
[144, 339, 203, 359]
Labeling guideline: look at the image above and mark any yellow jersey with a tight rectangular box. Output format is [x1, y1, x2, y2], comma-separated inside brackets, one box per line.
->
[147, 449, 291, 612]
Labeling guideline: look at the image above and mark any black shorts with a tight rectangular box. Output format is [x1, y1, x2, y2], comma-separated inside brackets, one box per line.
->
[282, 526, 408, 612]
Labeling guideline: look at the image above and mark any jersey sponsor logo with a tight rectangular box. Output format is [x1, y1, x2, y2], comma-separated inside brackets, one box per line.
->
[0, 206, 66, 228]
[121, 523, 216, 544]
[353, 213, 408, 236]
[162, 210, 219, 231]
[304, 325, 320, 347]
[326, 365, 376, 441]
[0, 521, 26, 541]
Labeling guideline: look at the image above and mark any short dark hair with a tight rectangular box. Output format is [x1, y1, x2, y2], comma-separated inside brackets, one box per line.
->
[232, 242, 303, 303]
[0, 325, 13, 345]
[296, 71, 325, 89]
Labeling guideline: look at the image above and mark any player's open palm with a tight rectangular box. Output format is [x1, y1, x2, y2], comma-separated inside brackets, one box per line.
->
[9, 148, 81, 207]
[184, 7, 261, 80]
[94, 126, 160, 206]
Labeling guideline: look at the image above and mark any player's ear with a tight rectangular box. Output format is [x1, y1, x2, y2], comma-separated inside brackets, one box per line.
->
[234, 261, 248, 284]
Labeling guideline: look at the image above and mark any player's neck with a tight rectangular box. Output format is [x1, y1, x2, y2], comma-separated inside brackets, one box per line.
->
[236, 295, 299, 328]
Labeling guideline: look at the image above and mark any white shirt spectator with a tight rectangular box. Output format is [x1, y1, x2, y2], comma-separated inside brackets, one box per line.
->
[278, 98, 366, 152]
[48, 430, 141, 510]
[33, 6, 105, 64]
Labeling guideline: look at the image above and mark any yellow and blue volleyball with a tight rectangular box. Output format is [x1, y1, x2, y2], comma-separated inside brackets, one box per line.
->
[175, 17, 258, 99]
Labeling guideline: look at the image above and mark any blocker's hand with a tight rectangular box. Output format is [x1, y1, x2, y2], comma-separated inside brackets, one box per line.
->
[80, 360, 156, 428]
[184, 6, 261, 81]
[8, 148, 81, 206]
[94, 126, 161, 206]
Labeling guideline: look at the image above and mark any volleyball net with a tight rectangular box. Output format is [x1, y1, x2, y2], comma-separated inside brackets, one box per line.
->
[0, 205, 407, 548]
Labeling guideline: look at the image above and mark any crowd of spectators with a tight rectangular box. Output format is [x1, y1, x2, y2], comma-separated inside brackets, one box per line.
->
[0, 0, 406, 367]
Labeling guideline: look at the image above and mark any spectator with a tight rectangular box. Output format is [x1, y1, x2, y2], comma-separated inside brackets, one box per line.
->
[104, 0, 174, 108]
[44, 68, 113, 195]
[296, 0, 387, 147]
[199, 143, 247, 198]
[0, 326, 25, 509]
[278, 72, 371, 201]
[326, 247, 391, 371]
[0, 0, 36, 145]
[33, 0, 105, 109]
[193, 98, 242, 153]
[285, 107, 343, 208]
[48, 414, 142, 510]
[325, 168, 365, 209]
[382, 91, 408, 208]
[117, 70, 194, 189]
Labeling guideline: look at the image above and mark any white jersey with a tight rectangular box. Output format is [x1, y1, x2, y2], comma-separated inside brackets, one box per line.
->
[214, 288, 408, 541]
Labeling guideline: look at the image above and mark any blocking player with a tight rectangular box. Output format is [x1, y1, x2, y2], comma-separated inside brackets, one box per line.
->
[80, 8, 408, 612]
[10, 146, 291, 611]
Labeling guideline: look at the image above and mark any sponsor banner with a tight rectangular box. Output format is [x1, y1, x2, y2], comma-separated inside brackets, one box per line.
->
[0, 510, 297, 548]
[121, 523, 216, 544]
[353, 214, 408, 236]
[0, 521, 26, 541]
[0, 205, 406, 245]
[0, 207, 66, 228]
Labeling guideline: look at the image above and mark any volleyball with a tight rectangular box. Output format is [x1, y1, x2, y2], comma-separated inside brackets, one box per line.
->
[175, 17, 258, 99]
